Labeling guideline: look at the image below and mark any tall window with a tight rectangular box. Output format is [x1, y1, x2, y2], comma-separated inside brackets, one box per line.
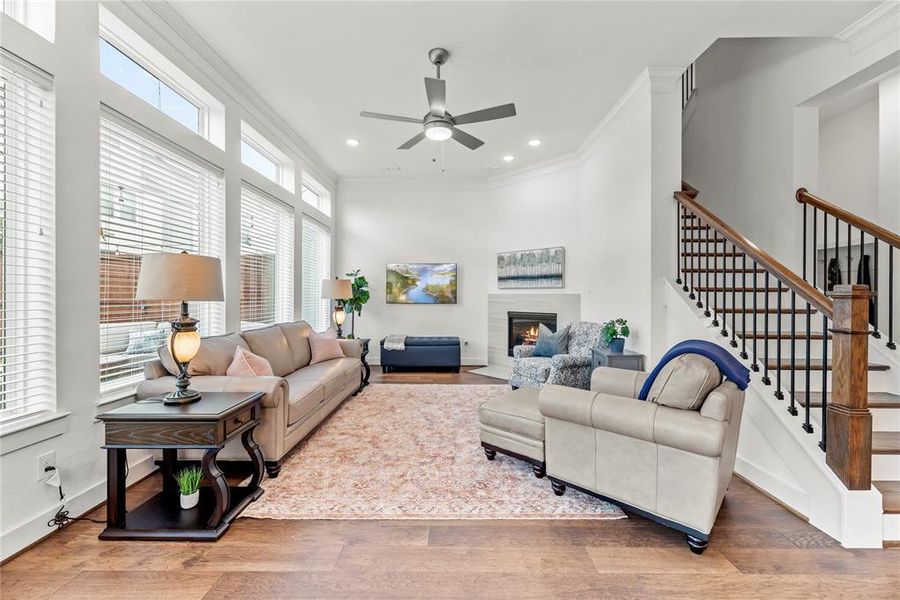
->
[0, 52, 55, 422]
[99, 110, 225, 391]
[240, 185, 294, 330]
[301, 216, 332, 332]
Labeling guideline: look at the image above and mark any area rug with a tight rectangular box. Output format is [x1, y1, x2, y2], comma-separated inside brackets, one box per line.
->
[242, 384, 625, 520]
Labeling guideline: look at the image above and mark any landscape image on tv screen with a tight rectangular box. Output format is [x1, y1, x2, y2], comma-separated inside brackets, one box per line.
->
[386, 263, 458, 304]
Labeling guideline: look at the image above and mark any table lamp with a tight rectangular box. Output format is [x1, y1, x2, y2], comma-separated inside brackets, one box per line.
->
[321, 278, 353, 338]
[135, 252, 224, 404]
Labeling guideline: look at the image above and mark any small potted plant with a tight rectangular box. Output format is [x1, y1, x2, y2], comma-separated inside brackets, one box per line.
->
[601, 318, 630, 353]
[174, 465, 202, 510]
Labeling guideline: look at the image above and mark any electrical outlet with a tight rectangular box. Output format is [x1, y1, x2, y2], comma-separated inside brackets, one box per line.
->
[37, 451, 56, 481]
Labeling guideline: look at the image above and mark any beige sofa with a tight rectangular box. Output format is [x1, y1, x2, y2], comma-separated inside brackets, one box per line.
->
[137, 321, 361, 477]
[539, 359, 744, 554]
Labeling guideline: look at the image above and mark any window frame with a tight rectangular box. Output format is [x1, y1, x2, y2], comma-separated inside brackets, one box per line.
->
[240, 120, 294, 192]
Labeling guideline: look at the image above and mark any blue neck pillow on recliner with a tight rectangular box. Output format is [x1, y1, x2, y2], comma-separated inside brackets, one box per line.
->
[637, 340, 750, 401]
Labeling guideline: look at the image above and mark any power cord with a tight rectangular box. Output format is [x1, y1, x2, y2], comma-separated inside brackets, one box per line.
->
[44, 458, 130, 530]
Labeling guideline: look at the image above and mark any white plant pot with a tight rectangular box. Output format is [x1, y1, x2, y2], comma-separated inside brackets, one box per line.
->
[180, 490, 200, 510]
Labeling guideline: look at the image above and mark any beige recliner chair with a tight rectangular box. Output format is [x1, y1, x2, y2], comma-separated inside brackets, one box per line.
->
[539, 353, 746, 554]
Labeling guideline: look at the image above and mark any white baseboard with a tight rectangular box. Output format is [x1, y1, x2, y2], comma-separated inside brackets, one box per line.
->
[0, 453, 157, 561]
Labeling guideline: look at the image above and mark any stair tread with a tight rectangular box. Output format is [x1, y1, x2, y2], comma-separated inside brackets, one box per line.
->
[765, 359, 889, 371]
[873, 481, 900, 513]
[738, 331, 832, 340]
[874, 432, 900, 455]
[793, 392, 900, 409]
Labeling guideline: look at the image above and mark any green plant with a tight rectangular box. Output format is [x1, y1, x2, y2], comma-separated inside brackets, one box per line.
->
[601, 318, 630, 345]
[174, 466, 202, 496]
[341, 269, 370, 338]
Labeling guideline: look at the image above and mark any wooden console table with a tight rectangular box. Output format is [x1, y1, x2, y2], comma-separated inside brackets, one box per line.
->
[97, 391, 264, 541]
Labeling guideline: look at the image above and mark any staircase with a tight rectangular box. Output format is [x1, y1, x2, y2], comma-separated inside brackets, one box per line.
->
[674, 183, 899, 545]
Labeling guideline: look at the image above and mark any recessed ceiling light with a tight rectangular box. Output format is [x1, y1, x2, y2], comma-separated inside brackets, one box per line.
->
[346, 138, 360, 147]
[502, 154, 515, 162]
[528, 138, 542, 147]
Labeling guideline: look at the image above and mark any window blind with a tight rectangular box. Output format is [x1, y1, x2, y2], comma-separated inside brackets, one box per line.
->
[301, 216, 331, 332]
[240, 184, 294, 330]
[0, 52, 55, 422]
[99, 108, 225, 391]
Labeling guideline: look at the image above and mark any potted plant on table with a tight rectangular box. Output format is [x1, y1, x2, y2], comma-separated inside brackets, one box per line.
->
[341, 269, 370, 339]
[601, 318, 630, 353]
[175, 465, 202, 510]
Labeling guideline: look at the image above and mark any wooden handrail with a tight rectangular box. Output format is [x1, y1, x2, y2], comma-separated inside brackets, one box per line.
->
[675, 189, 834, 318]
[796, 188, 900, 250]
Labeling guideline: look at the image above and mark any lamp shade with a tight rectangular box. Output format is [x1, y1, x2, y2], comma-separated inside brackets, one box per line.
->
[135, 252, 224, 301]
[321, 278, 352, 300]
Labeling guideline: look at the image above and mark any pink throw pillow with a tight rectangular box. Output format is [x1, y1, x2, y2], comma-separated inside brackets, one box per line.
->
[309, 329, 345, 365]
[226, 346, 274, 377]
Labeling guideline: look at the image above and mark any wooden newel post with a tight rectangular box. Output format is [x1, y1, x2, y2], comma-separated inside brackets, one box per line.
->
[826, 284, 873, 490]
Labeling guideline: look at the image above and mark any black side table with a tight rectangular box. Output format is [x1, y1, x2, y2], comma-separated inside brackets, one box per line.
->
[591, 346, 645, 372]
[358, 338, 371, 387]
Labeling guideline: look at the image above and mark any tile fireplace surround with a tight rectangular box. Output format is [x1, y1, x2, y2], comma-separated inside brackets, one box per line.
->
[487, 293, 581, 368]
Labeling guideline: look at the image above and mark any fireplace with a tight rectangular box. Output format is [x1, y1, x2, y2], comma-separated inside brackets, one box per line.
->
[507, 311, 557, 357]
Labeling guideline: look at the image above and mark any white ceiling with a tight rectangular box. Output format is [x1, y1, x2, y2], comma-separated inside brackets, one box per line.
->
[169, 1, 877, 180]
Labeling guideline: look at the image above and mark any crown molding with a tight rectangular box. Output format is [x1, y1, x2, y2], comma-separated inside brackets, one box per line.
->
[836, 1, 900, 51]
[129, 1, 337, 189]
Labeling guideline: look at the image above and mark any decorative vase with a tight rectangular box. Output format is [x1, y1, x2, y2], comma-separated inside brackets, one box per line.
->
[180, 490, 199, 510]
[609, 338, 626, 353]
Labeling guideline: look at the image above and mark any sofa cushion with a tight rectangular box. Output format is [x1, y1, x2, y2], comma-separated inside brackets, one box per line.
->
[646, 354, 721, 410]
[283, 375, 326, 426]
[240, 325, 295, 377]
[225, 346, 274, 377]
[291, 357, 359, 397]
[159, 332, 248, 377]
[309, 329, 345, 365]
[479, 388, 544, 441]
[279, 321, 313, 370]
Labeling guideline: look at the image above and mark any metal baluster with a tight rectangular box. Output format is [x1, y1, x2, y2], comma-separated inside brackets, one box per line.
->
[774, 279, 784, 399]
[859, 232, 865, 285]
[681, 206, 688, 292]
[730, 243, 738, 347]
[873, 241, 880, 338]
[676, 203, 683, 286]
[820, 314, 828, 451]
[751, 261, 759, 372]
[802, 204, 807, 281]
[890, 247, 896, 350]
[812, 207, 818, 290]
[712, 231, 720, 328]
[788, 291, 798, 415]
[847, 222, 852, 285]
[802, 301, 814, 434]
[720, 242, 728, 339]
[697, 218, 704, 309]
[762, 272, 771, 385]
[689, 214, 696, 300]
[704, 225, 710, 316]
[740, 252, 748, 359]
[833, 216, 839, 293]
[823, 213, 828, 293]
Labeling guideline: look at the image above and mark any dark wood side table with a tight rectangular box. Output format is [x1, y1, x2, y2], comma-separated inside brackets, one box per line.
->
[97, 391, 264, 541]
[591, 346, 645, 372]
[358, 338, 371, 387]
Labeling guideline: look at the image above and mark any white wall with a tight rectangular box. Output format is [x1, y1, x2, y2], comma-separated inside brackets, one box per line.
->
[0, 0, 337, 560]
[819, 97, 880, 222]
[682, 33, 899, 270]
[337, 69, 681, 365]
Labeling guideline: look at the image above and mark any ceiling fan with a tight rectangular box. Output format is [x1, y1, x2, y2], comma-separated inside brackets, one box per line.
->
[360, 48, 517, 150]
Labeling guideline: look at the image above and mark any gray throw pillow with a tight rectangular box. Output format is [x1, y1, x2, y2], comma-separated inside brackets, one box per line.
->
[533, 323, 570, 357]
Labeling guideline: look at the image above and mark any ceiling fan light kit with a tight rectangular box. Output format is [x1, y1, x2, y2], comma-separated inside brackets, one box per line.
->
[360, 47, 517, 151]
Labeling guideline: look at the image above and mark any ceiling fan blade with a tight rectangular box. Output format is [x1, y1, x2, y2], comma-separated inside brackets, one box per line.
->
[397, 132, 427, 150]
[360, 111, 422, 124]
[424, 78, 446, 116]
[452, 103, 517, 125]
[451, 128, 484, 150]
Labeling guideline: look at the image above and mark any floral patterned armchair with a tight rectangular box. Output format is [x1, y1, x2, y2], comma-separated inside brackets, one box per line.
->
[508, 321, 603, 390]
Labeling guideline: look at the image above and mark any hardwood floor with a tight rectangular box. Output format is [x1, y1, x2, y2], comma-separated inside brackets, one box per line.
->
[371, 365, 503, 385]
[3, 373, 897, 599]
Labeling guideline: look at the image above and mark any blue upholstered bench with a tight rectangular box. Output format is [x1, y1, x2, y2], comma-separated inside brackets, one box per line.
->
[380, 336, 461, 373]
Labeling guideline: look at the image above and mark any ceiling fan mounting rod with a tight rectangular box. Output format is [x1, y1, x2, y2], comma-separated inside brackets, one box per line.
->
[428, 47, 450, 79]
